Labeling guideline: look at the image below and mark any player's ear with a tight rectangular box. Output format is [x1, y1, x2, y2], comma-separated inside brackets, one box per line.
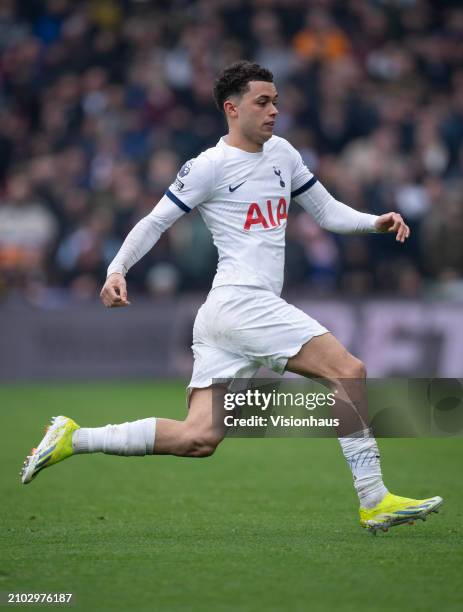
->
[223, 99, 238, 119]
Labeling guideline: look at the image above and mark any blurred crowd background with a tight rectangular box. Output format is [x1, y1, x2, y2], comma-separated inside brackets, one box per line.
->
[1, 0, 462, 307]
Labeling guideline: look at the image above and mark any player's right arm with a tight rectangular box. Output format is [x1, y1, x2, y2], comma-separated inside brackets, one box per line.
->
[100, 154, 215, 308]
[100, 196, 184, 307]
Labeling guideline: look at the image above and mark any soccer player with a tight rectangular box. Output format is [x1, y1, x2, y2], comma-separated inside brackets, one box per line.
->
[21, 62, 442, 533]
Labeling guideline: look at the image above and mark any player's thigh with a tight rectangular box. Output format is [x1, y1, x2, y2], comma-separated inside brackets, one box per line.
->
[186, 385, 228, 446]
[286, 332, 366, 380]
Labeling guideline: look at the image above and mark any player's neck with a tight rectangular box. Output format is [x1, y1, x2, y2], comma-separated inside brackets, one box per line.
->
[224, 132, 263, 153]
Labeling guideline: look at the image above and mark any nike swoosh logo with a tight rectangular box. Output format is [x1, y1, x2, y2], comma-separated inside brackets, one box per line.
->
[229, 181, 246, 192]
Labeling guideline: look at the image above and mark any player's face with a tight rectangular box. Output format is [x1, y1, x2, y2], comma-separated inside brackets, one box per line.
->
[234, 81, 279, 145]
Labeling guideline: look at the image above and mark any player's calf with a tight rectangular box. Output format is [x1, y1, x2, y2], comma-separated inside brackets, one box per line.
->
[72, 418, 156, 456]
[72, 418, 224, 458]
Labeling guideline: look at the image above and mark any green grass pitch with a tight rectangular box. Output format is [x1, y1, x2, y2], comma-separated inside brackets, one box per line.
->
[1, 382, 462, 612]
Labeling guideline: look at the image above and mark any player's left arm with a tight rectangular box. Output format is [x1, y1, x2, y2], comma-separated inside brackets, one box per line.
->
[288, 141, 410, 242]
[294, 181, 410, 242]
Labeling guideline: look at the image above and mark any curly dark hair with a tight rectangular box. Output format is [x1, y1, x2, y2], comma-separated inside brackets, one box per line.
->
[213, 61, 274, 112]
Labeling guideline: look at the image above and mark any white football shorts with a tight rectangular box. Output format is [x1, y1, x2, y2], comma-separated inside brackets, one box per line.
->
[188, 285, 329, 389]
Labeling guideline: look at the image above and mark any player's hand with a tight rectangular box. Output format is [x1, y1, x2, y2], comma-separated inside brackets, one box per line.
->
[374, 212, 410, 243]
[100, 273, 131, 308]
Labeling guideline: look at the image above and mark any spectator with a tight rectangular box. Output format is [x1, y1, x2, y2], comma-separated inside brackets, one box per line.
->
[0, 0, 461, 303]
[0, 170, 57, 280]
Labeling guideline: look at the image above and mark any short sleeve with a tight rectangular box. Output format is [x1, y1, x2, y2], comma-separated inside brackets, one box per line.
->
[165, 154, 215, 213]
[289, 144, 318, 198]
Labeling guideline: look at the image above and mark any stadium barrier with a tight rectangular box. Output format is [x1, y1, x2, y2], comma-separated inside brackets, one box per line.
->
[1, 297, 462, 381]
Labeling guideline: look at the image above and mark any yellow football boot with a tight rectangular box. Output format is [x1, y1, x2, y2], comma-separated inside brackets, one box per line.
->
[21, 416, 80, 484]
[360, 492, 443, 534]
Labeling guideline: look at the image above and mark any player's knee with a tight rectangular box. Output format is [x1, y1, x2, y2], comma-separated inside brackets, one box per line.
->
[338, 356, 366, 379]
[189, 436, 220, 458]
[183, 429, 222, 458]
[195, 443, 217, 458]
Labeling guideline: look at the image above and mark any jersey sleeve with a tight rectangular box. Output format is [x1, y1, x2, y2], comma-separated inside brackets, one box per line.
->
[165, 153, 215, 213]
[107, 194, 185, 277]
[294, 180, 379, 234]
[288, 143, 318, 199]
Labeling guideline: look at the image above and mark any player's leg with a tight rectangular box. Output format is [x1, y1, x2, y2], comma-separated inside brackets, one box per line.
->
[286, 333, 443, 531]
[20, 386, 227, 484]
[72, 386, 226, 457]
[287, 332, 387, 504]
[152, 386, 227, 457]
[287, 332, 369, 436]
[212, 286, 442, 532]
[72, 385, 226, 457]
[21, 288, 251, 484]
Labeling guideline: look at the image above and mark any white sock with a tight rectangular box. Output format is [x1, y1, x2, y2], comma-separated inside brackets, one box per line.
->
[72, 418, 156, 456]
[338, 428, 388, 509]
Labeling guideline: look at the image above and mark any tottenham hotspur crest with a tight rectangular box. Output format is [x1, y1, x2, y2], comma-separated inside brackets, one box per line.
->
[273, 166, 285, 188]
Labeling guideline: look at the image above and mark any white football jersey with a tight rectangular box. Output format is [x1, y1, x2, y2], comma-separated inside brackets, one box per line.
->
[165, 136, 316, 296]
